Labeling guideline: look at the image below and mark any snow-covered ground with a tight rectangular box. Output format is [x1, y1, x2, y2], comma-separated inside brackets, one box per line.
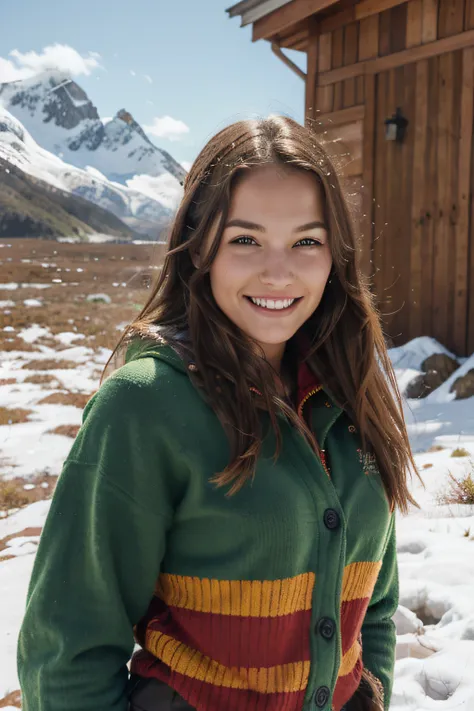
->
[1, 334, 473, 709]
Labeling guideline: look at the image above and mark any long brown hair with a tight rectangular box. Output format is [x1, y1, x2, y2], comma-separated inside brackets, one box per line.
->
[105, 115, 423, 516]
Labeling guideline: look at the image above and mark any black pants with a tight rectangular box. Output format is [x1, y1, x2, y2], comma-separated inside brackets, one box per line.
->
[127, 675, 195, 710]
[127, 675, 349, 711]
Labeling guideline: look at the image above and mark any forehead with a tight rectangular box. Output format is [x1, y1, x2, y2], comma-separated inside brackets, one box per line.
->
[228, 164, 325, 221]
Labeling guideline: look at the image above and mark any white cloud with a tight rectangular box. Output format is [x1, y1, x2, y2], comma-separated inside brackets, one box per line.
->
[144, 74, 153, 84]
[144, 115, 190, 142]
[181, 161, 192, 171]
[0, 44, 102, 83]
[130, 70, 136, 77]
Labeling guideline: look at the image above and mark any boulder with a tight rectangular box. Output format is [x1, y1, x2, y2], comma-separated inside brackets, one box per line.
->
[450, 369, 474, 400]
[406, 352, 460, 399]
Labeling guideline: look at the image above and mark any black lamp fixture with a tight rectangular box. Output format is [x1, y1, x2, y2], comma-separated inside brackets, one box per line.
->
[384, 107, 408, 142]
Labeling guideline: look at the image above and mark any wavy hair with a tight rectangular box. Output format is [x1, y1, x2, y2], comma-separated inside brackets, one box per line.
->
[105, 115, 423, 518]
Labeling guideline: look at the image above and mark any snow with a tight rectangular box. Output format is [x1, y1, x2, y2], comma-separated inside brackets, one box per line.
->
[1, 335, 474, 708]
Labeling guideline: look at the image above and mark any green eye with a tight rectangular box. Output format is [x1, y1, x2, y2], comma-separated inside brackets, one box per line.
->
[232, 236, 257, 245]
[294, 238, 322, 247]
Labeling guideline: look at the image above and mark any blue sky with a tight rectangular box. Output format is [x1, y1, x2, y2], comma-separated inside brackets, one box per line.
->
[0, 0, 306, 166]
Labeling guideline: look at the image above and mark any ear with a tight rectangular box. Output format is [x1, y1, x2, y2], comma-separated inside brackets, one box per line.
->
[191, 251, 201, 269]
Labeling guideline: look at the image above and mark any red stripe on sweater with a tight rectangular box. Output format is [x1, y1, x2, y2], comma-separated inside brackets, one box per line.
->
[142, 595, 311, 668]
[340, 596, 370, 655]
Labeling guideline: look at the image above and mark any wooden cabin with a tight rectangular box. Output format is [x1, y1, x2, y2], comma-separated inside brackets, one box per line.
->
[227, 0, 474, 356]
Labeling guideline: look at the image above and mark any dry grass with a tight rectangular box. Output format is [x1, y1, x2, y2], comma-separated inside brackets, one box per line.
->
[0, 471, 57, 516]
[0, 237, 166, 354]
[451, 447, 470, 458]
[0, 378, 16, 386]
[436, 470, 474, 505]
[23, 373, 57, 385]
[0, 689, 21, 708]
[2, 339, 36, 352]
[48, 424, 81, 438]
[0, 406, 32, 425]
[428, 445, 445, 452]
[38, 391, 94, 408]
[21, 358, 78, 370]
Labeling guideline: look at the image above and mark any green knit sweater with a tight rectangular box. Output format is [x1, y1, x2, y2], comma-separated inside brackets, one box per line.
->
[17, 341, 398, 711]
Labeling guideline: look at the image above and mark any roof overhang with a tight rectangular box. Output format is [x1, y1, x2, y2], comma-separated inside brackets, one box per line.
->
[226, 0, 293, 28]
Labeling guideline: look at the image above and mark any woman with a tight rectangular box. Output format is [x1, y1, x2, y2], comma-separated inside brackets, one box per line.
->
[17, 116, 422, 711]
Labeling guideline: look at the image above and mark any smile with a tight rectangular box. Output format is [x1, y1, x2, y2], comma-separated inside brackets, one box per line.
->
[245, 296, 302, 311]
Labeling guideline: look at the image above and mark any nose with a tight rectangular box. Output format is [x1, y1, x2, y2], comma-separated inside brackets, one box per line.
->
[259, 252, 294, 288]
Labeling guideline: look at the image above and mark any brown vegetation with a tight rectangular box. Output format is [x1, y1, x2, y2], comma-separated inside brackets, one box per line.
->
[0, 406, 32, 425]
[38, 391, 94, 408]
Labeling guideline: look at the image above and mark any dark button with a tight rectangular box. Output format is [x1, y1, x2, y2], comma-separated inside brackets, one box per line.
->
[318, 617, 335, 640]
[323, 508, 340, 530]
[313, 685, 330, 708]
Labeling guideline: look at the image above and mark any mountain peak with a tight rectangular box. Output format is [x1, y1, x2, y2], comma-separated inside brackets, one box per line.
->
[0, 72, 186, 185]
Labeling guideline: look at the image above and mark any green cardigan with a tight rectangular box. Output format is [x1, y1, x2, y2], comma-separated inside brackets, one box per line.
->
[17, 341, 398, 711]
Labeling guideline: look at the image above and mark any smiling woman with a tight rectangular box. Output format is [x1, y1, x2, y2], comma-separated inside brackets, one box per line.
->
[17, 115, 423, 711]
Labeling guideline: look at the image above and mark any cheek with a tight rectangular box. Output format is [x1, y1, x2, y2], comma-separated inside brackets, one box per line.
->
[209, 252, 253, 293]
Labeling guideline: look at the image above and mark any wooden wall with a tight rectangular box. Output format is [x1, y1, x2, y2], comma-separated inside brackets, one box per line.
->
[306, 0, 474, 356]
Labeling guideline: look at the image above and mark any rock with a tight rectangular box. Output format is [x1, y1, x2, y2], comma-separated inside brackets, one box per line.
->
[405, 374, 431, 399]
[86, 293, 111, 304]
[406, 353, 461, 399]
[450, 369, 474, 400]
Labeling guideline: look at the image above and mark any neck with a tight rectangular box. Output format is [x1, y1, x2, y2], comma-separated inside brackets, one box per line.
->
[260, 343, 286, 374]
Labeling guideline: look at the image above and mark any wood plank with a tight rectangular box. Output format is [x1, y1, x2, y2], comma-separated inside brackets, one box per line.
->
[305, 22, 319, 123]
[252, 0, 338, 42]
[465, 0, 474, 30]
[448, 49, 463, 351]
[319, 0, 408, 35]
[379, 9, 392, 56]
[360, 73, 376, 277]
[453, 47, 474, 353]
[469, 121, 474, 352]
[316, 32, 333, 113]
[406, 0, 423, 48]
[317, 27, 474, 85]
[421, 0, 438, 43]
[356, 0, 408, 21]
[432, 51, 454, 345]
[438, 0, 464, 39]
[356, 75, 365, 103]
[314, 104, 365, 128]
[332, 26, 344, 110]
[343, 22, 358, 107]
[390, 2, 407, 53]
[409, 59, 429, 340]
[421, 56, 438, 337]
[370, 72, 390, 309]
[358, 15, 379, 60]
[382, 68, 397, 339]
[398, 62, 416, 343]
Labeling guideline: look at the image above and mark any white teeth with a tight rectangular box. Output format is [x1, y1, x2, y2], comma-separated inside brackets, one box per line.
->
[249, 297, 296, 310]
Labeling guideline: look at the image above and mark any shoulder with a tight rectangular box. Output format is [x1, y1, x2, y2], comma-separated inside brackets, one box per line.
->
[86, 356, 191, 419]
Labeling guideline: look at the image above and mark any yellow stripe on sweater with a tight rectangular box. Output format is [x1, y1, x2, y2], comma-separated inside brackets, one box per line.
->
[338, 637, 361, 677]
[341, 561, 382, 602]
[155, 572, 315, 617]
[146, 629, 310, 693]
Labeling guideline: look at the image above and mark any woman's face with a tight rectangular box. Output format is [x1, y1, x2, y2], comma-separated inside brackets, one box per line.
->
[204, 164, 333, 368]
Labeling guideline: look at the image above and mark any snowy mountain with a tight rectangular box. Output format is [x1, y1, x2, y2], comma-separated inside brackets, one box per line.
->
[0, 106, 181, 238]
[0, 70, 186, 186]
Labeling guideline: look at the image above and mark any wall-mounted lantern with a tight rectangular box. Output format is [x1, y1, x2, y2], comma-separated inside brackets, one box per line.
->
[384, 107, 408, 142]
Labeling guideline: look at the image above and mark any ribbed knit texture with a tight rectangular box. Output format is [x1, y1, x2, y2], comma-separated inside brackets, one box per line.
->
[17, 342, 398, 711]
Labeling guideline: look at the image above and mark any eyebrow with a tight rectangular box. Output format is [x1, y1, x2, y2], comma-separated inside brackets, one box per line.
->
[225, 218, 328, 233]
